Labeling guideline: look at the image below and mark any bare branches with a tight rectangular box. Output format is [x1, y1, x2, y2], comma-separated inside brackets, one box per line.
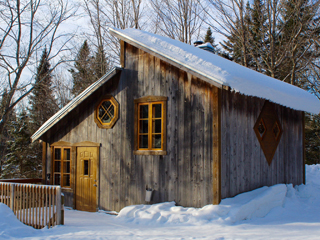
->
[0, 0, 77, 139]
[150, 0, 204, 44]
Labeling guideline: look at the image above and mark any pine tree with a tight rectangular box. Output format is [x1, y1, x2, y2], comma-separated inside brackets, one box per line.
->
[29, 48, 58, 133]
[305, 113, 320, 164]
[0, 90, 14, 177]
[70, 40, 95, 96]
[247, 0, 267, 72]
[1, 111, 40, 178]
[93, 45, 109, 80]
[28, 48, 58, 176]
[203, 27, 218, 53]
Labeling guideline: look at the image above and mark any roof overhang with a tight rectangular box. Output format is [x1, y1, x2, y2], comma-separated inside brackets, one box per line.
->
[109, 28, 320, 114]
[109, 28, 228, 90]
[31, 67, 122, 142]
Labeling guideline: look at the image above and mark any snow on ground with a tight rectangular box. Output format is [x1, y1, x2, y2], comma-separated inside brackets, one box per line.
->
[1, 165, 320, 239]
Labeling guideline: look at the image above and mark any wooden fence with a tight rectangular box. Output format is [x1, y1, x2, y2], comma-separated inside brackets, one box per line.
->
[0, 182, 63, 229]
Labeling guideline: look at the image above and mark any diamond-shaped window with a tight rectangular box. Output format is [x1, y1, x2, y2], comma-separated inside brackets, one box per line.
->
[257, 118, 266, 140]
[94, 96, 119, 129]
[253, 101, 282, 165]
[272, 122, 281, 141]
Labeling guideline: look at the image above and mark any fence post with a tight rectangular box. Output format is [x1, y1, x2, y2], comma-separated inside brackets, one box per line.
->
[10, 184, 14, 211]
[61, 194, 64, 225]
[56, 187, 61, 225]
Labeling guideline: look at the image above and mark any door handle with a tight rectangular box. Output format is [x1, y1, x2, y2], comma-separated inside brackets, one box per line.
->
[93, 184, 97, 187]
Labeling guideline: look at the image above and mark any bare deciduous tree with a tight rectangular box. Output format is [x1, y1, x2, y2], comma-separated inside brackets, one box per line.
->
[150, 0, 205, 44]
[82, 0, 145, 65]
[0, 0, 77, 140]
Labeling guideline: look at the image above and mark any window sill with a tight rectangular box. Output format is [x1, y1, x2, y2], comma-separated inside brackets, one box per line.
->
[133, 150, 167, 156]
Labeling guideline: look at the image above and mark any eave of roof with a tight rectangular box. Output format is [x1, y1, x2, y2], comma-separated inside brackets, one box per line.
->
[31, 67, 122, 142]
[109, 27, 320, 114]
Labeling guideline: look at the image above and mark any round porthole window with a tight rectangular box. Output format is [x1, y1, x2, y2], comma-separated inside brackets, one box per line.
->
[94, 96, 119, 129]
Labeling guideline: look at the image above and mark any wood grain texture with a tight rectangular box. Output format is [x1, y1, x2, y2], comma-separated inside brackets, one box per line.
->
[220, 89, 304, 199]
[43, 42, 304, 212]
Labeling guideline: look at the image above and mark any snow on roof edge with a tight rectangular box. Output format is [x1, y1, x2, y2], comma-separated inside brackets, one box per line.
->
[31, 67, 122, 142]
[109, 27, 320, 114]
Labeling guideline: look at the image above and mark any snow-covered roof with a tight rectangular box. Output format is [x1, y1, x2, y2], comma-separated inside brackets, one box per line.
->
[109, 27, 320, 114]
[31, 67, 122, 142]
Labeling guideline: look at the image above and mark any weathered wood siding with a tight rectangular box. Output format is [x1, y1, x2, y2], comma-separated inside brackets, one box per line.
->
[220, 90, 304, 199]
[44, 43, 218, 211]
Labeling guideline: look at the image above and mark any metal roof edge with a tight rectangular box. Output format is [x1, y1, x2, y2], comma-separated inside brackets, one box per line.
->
[31, 67, 122, 142]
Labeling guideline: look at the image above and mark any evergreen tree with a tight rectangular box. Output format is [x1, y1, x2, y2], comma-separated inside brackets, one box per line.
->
[70, 40, 95, 96]
[247, 0, 267, 72]
[29, 48, 58, 133]
[203, 27, 218, 53]
[0, 90, 14, 177]
[93, 45, 109, 80]
[1, 111, 40, 178]
[28, 48, 58, 176]
[305, 114, 320, 164]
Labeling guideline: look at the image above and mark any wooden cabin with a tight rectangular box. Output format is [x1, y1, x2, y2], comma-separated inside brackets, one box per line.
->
[31, 28, 320, 212]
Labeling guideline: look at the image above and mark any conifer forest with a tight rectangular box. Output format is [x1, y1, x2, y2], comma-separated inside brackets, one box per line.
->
[0, 0, 319, 179]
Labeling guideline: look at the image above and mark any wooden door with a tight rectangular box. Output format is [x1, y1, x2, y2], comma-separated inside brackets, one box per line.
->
[76, 147, 98, 212]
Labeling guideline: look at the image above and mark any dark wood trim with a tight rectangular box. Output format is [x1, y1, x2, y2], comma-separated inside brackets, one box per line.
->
[302, 111, 305, 185]
[120, 40, 125, 68]
[42, 141, 47, 184]
[212, 86, 221, 204]
[0, 178, 42, 183]
[133, 150, 167, 155]
[134, 96, 168, 103]
[72, 146, 76, 209]
[96, 147, 100, 211]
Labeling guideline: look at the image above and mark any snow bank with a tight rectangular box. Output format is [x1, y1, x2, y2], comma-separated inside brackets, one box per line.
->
[117, 184, 287, 225]
[0, 203, 35, 238]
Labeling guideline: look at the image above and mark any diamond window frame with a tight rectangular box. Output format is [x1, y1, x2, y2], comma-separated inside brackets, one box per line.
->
[94, 95, 119, 129]
[253, 101, 283, 165]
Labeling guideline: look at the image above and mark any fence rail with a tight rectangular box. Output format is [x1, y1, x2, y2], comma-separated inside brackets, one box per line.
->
[0, 178, 42, 184]
[0, 182, 63, 229]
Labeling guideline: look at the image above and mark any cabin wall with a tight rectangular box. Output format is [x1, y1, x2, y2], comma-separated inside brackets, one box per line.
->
[220, 90, 304, 199]
[46, 43, 218, 211]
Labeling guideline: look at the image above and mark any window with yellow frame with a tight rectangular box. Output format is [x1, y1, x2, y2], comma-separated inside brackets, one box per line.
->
[134, 96, 167, 155]
[53, 147, 71, 188]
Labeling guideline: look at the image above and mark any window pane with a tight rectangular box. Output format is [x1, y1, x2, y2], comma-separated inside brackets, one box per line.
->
[139, 135, 148, 148]
[98, 106, 105, 118]
[102, 112, 111, 123]
[152, 119, 162, 133]
[64, 161, 70, 173]
[139, 120, 149, 133]
[84, 160, 89, 176]
[64, 149, 70, 160]
[152, 134, 162, 149]
[102, 100, 112, 110]
[63, 175, 70, 187]
[108, 105, 114, 118]
[140, 105, 148, 119]
[55, 149, 61, 160]
[152, 104, 162, 118]
[54, 174, 60, 185]
[54, 161, 61, 172]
